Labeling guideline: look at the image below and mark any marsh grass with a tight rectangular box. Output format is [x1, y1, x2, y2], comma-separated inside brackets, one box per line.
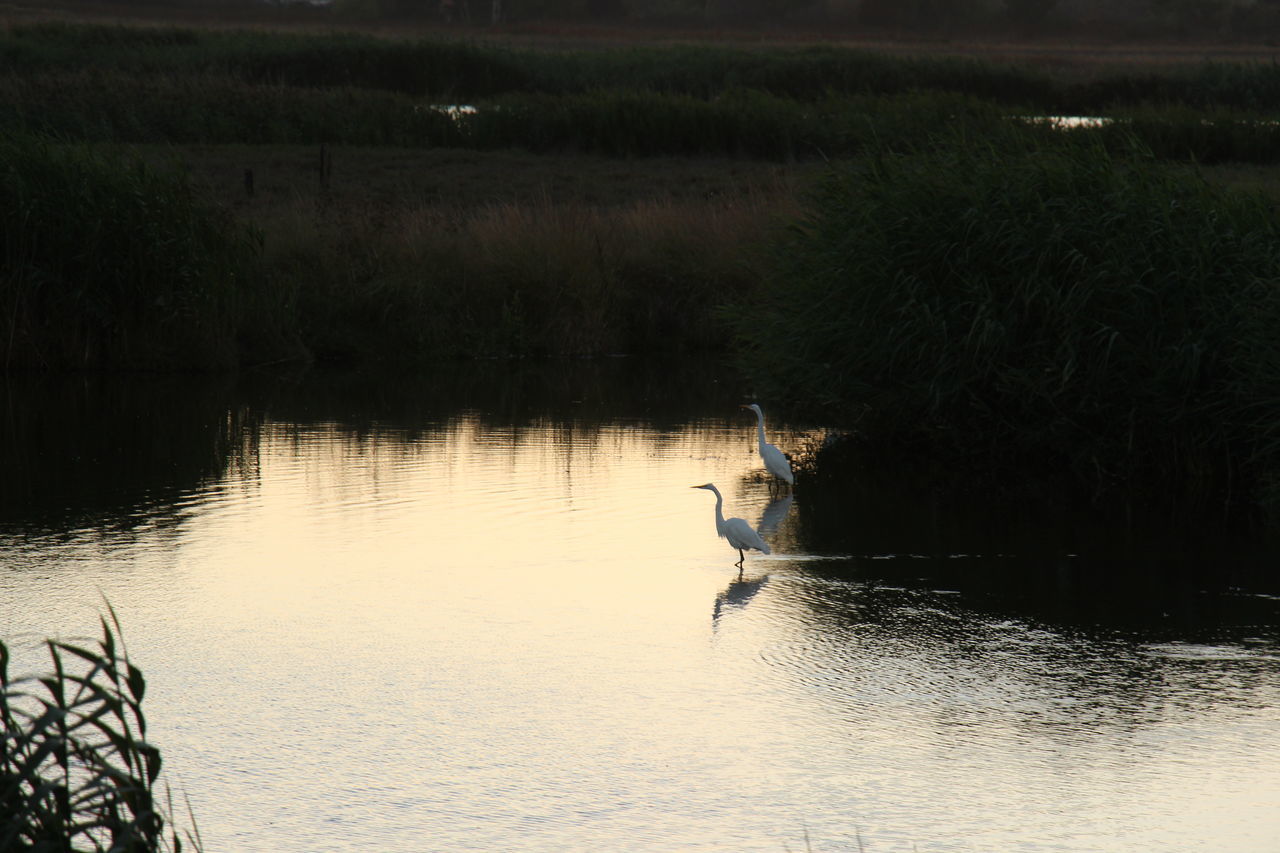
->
[11, 21, 1280, 110]
[11, 23, 1280, 163]
[0, 134, 295, 368]
[1, 68, 1012, 160]
[0, 604, 201, 852]
[1, 130, 795, 367]
[271, 192, 786, 360]
[12, 21, 1280, 110]
[732, 134, 1280, 511]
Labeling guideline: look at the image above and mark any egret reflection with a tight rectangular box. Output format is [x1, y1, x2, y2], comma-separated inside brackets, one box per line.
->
[713, 573, 769, 626]
[755, 494, 794, 538]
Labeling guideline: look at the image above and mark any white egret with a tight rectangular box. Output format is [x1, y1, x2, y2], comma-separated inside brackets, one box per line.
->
[692, 483, 771, 566]
[741, 403, 794, 488]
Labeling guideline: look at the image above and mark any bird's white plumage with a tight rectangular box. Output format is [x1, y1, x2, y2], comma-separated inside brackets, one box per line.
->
[742, 403, 794, 486]
[692, 483, 770, 564]
[721, 516, 770, 554]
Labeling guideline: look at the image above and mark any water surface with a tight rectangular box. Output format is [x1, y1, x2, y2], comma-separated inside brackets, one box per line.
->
[1, 362, 1277, 852]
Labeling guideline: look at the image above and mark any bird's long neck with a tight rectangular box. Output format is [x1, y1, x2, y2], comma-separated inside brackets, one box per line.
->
[755, 411, 768, 448]
[711, 488, 725, 528]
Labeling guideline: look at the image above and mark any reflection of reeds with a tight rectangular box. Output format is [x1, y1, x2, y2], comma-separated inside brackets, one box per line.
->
[1, 605, 201, 852]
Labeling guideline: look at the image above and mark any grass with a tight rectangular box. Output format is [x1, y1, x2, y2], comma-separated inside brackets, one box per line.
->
[9, 23, 1280, 166]
[0, 131, 799, 368]
[1, 605, 201, 852]
[156, 143, 805, 363]
[730, 132, 1280, 514]
[270, 190, 788, 361]
[9, 14, 1280, 515]
[158, 144, 811, 213]
[0, 134, 297, 369]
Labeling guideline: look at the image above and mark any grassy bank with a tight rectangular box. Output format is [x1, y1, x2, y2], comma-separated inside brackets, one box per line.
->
[8, 20, 1280, 111]
[9, 18, 1280, 516]
[730, 134, 1280, 515]
[271, 191, 786, 362]
[0, 134, 296, 369]
[9, 23, 1280, 163]
[0, 134, 797, 367]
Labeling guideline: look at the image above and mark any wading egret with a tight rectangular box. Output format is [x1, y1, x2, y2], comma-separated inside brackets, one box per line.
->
[692, 483, 771, 566]
[741, 403, 794, 488]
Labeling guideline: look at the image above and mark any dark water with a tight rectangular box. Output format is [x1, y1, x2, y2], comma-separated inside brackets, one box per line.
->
[1, 361, 1277, 852]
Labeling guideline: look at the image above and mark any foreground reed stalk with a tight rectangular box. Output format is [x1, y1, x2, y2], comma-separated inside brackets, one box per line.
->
[0, 605, 201, 852]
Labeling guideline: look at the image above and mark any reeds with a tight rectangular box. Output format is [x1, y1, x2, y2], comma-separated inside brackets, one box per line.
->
[731, 133, 1280, 510]
[10, 23, 1280, 163]
[0, 134, 294, 368]
[0, 67, 1011, 159]
[9, 21, 1280, 110]
[1, 605, 201, 852]
[269, 192, 785, 361]
[1, 130, 788, 367]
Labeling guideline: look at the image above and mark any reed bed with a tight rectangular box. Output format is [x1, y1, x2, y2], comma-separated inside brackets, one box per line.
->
[10, 23, 1280, 164]
[11, 67, 1280, 165]
[268, 192, 786, 361]
[10, 21, 1280, 111]
[1, 70, 1012, 158]
[10, 19, 1280, 514]
[11, 21, 1280, 110]
[0, 134, 293, 369]
[731, 134, 1280, 511]
[1, 606, 201, 852]
[0, 131, 789, 368]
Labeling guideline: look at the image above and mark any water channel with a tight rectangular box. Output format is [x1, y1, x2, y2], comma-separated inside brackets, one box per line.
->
[1, 359, 1278, 852]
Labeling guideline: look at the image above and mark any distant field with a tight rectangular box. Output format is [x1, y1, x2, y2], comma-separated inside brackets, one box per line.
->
[149, 144, 812, 217]
[8, 0, 1280, 72]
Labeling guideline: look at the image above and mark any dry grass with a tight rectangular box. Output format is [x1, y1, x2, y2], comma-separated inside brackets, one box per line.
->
[145, 142, 816, 219]
[9, 0, 1280, 69]
[261, 185, 793, 360]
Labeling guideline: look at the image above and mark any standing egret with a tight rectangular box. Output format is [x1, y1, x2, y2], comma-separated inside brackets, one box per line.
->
[741, 403, 794, 489]
[692, 483, 771, 566]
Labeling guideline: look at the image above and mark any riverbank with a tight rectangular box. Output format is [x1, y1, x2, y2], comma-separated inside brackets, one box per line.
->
[9, 18, 1280, 518]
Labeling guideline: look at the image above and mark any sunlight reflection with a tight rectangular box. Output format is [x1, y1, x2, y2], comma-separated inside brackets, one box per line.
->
[0, 375, 1277, 853]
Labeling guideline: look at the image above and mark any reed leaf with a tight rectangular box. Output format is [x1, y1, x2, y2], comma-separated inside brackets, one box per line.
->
[732, 133, 1280, 513]
[0, 614, 200, 852]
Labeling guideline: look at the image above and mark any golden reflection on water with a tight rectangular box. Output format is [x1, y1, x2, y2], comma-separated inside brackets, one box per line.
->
[1, 395, 1279, 853]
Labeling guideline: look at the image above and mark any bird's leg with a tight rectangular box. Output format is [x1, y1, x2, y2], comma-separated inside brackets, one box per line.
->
[735, 549, 745, 567]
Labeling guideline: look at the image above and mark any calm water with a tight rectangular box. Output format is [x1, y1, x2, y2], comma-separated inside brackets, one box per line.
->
[2, 362, 1278, 852]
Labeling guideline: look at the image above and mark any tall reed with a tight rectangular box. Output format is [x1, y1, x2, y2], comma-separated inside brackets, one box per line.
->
[12, 24, 1280, 164]
[1, 605, 201, 851]
[268, 193, 783, 361]
[0, 134, 294, 368]
[10, 22, 1280, 111]
[731, 133, 1280, 510]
